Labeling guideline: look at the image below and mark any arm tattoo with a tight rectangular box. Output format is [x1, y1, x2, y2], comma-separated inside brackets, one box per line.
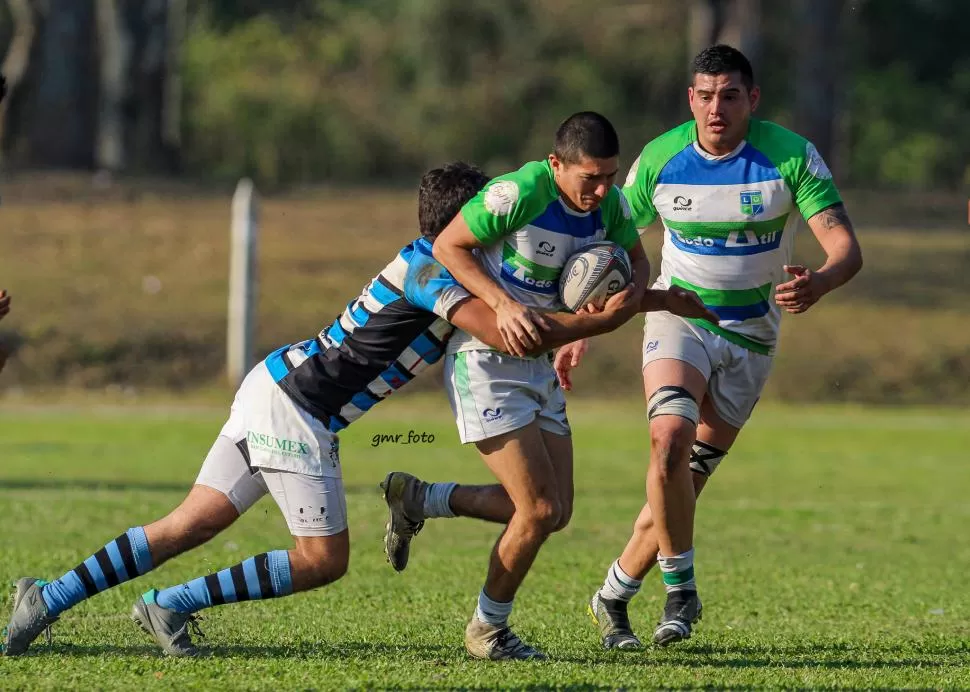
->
[813, 203, 853, 231]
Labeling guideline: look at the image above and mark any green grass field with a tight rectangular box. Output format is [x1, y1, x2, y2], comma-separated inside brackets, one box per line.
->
[2, 398, 970, 689]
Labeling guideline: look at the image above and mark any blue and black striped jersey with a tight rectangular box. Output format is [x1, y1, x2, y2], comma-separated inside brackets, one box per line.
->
[262, 238, 470, 432]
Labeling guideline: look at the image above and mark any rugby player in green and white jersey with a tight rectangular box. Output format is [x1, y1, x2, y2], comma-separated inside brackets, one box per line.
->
[566, 46, 864, 649]
[381, 112, 718, 661]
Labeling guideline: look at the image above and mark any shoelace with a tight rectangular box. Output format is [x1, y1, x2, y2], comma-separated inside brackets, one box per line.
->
[186, 614, 206, 641]
[494, 627, 534, 657]
[398, 517, 424, 539]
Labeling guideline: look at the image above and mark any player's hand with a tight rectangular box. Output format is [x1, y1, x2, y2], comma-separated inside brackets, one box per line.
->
[599, 285, 640, 322]
[0, 290, 10, 321]
[664, 286, 718, 324]
[775, 265, 828, 314]
[495, 298, 549, 357]
[554, 338, 588, 392]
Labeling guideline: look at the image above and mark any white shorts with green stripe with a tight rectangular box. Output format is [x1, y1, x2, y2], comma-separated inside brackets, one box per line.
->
[444, 350, 571, 444]
[642, 312, 773, 429]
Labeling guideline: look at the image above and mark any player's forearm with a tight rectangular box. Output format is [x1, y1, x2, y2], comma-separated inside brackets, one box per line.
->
[638, 288, 670, 313]
[815, 240, 863, 295]
[521, 311, 620, 355]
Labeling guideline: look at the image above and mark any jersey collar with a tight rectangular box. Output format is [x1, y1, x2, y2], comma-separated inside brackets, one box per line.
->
[692, 137, 747, 162]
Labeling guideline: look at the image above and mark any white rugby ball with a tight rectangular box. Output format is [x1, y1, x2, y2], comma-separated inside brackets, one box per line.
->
[558, 241, 632, 313]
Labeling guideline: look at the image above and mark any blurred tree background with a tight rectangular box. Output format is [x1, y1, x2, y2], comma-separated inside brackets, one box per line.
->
[0, 0, 968, 188]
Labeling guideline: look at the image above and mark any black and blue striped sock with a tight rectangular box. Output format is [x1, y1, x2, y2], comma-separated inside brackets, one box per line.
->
[41, 527, 154, 617]
[152, 551, 293, 614]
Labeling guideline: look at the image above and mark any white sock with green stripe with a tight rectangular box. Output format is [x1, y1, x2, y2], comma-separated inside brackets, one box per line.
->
[598, 559, 642, 602]
[658, 548, 696, 593]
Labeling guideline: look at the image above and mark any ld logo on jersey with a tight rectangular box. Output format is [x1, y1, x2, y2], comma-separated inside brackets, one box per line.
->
[740, 190, 764, 216]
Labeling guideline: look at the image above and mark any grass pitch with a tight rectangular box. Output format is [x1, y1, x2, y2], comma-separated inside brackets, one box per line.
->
[2, 398, 969, 689]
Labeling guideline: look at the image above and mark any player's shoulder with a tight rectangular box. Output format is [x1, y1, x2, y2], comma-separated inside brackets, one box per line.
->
[749, 119, 814, 162]
[601, 184, 633, 220]
[749, 119, 835, 182]
[626, 121, 696, 186]
[472, 159, 557, 220]
[487, 159, 555, 197]
[640, 121, 696, 164]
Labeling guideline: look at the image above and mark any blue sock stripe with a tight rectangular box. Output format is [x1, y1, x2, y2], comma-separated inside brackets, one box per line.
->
[241, 558, 262, 600]
[267, 551, 293, 596]
[115, 532, 139, 580]
[82, 556, 108, 591]
[127, 527, 153, 574]
[104, 541, 130, 583]
[218, 569, 238, 603]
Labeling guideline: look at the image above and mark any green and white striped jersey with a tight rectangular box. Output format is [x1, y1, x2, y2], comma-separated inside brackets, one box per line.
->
[449, 159, 638, 353]
[624, 119, 841, 355]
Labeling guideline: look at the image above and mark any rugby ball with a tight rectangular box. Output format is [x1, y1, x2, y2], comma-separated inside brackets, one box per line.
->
[558, 241, 632, 313]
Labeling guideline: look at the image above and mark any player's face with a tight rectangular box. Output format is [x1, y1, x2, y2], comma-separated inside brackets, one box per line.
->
[689, 72, 760, 155]
[550, 154, 619, 212]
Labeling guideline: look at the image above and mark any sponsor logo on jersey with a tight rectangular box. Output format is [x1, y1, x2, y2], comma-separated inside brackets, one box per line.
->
[740, 190, 764, 216]
[484, 180, 519, 216]
[537, 240, 556, 256]
[673, 195, 693, 211]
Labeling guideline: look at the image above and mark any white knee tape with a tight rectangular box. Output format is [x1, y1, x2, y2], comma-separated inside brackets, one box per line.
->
[647, 386, 699, 426]
[689, 440, 727, 476]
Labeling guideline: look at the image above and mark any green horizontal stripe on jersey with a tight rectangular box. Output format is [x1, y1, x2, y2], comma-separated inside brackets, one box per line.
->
[689, 319, 773, 355]
[501, 242, 561, 281]
[664, 214, 788, 239]
[671, 276, 772, 307]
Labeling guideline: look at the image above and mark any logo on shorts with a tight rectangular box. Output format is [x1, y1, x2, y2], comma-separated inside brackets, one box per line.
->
[740, 190, 764, 216]
[482, 408, 503, 422]
[297, 505, 328, 526]
[246, 431, 312, 460]
[645, 340, 659, 355]
[537, 241, 556, 256]
[327, 439, 339, 467]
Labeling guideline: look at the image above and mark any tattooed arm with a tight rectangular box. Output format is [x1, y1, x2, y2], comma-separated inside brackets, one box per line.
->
[775, 203, 863, 314]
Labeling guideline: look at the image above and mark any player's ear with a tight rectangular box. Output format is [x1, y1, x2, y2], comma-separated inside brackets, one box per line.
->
[749, 85, 761, 113]
[548, 153, 562, 173]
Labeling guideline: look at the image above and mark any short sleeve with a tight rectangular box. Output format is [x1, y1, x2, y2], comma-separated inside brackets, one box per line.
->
[459, 161, 555, 244]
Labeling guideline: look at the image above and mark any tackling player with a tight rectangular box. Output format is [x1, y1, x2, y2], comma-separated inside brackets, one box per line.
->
[1, 162, 649, 657]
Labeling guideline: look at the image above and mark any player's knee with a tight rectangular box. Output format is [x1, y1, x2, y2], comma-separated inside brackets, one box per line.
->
[650, 417, 696, 467]
[519, 496, 562, 535]
[552, 500, 573, 532]
[294, 537, 349, 587]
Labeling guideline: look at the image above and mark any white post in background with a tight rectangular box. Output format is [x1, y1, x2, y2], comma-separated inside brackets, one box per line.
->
[228, 178, 259, 387]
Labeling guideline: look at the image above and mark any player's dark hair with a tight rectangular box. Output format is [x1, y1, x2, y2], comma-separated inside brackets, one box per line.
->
[553, 111, 620, 164]
[418, 161, 490, 240]
[691, 44, 754, 90]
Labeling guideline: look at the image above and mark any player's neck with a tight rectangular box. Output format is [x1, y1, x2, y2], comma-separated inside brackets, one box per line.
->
[695, 135, 744, 157]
